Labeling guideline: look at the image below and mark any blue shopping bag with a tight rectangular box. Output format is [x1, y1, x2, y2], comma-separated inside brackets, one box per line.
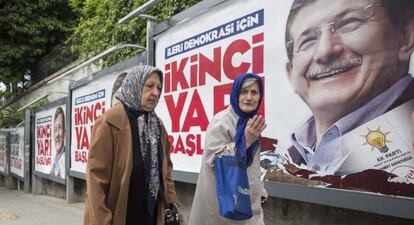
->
[214, 155, 253, 220]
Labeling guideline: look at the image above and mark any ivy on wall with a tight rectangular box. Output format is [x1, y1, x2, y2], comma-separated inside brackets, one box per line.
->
[0, 97, 48, 128]
[68, 0, 201, 67]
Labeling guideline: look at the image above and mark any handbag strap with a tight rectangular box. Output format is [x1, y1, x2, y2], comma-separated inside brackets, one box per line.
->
[157, 119, 169, 210]
[159, 178, 169, 209]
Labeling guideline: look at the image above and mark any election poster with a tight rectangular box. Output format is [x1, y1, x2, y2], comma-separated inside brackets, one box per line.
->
[0, 134, 7, 175]
[10, 127, 24, 178]
[35, 104, 67, 180]
[155, 0, 414, 198]
[70, 69, 130, 174]
[35, 109, 54, 174]
[155, 0, 294, 173]
[155, 3, 269, 172]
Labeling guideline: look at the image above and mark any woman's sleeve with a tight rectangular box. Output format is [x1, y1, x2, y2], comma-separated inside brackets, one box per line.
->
[161, 124, 178, 204]
[204, 119, 237, 167]
[84, 118, 114, 225]
[260, 181, 268, 199]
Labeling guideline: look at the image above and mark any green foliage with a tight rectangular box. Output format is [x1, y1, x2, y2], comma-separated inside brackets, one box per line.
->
[0, 97, 48, 128]
[33, 42, 78, 83]
[0, 0, 76, 97]
[28, 97, 49, 113]
[68, 0, 201, 67]
[0, 0, 202, 101]
[0, 106, 25, 128]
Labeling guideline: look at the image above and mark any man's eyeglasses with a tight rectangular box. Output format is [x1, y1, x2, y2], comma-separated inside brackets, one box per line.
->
[286, 2, 384, 58]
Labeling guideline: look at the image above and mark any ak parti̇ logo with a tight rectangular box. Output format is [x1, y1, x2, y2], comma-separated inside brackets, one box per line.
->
[361, 126, 392, 153]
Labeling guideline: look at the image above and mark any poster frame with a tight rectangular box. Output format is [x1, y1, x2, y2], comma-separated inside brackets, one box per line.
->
[67, 53, 147, 180]
[0, 131, 9, 176]
[152, 0, 414, 220]
[32, 97, 67, 185]
[9, 125, 25, 181]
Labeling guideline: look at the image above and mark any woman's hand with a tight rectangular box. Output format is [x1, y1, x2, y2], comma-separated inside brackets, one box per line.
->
[261, 196, 268, 205]
[245, 115, 267, 148]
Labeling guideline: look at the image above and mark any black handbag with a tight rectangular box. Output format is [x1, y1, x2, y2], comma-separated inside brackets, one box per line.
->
[160, 182, 180, 225]
[164, 203, 180, 225]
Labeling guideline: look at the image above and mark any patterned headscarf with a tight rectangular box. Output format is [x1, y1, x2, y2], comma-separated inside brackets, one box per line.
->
[116, 65, 163, 217]
[230, 73, 263, 167]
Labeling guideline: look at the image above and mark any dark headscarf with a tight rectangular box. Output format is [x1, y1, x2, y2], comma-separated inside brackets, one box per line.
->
[230, 73, 263, 167]
[116, 65, 163, 217]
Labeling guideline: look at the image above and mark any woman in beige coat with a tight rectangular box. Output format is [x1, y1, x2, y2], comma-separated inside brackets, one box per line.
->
[189, 73, 268, 225]
[84, 66, 178, 225]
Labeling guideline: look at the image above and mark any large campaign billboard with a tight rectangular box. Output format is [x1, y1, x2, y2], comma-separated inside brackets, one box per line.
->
[70, 69, 130, 174]
[10, 127, 24, 178]
[155, 0, 414, 198]
[35, 104, 66, 180]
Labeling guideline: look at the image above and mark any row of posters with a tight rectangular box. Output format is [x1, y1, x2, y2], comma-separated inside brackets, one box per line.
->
[37, 0, 414, 201]
[0, 127, 25, 179]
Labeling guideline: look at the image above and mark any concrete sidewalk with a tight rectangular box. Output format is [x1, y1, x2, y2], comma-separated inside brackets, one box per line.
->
[0, 186, 84, 225]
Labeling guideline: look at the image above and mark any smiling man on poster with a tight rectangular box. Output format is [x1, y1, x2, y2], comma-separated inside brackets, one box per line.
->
[284, 0, 414, 175]
[50, 107, 66, 179]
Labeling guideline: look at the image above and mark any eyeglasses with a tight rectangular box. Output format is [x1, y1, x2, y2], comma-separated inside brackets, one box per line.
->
[286, 2, 384, 58]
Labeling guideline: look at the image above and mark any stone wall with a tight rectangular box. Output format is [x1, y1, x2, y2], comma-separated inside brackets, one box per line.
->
[173, 181, 414, 225]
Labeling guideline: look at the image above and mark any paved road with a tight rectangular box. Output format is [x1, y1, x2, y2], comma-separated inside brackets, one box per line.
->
[0, 187, 84, 225]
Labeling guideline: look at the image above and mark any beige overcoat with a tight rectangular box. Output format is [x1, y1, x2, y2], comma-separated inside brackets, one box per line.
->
[188, 107, 268, 225]
[84, 103, 177, 225]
